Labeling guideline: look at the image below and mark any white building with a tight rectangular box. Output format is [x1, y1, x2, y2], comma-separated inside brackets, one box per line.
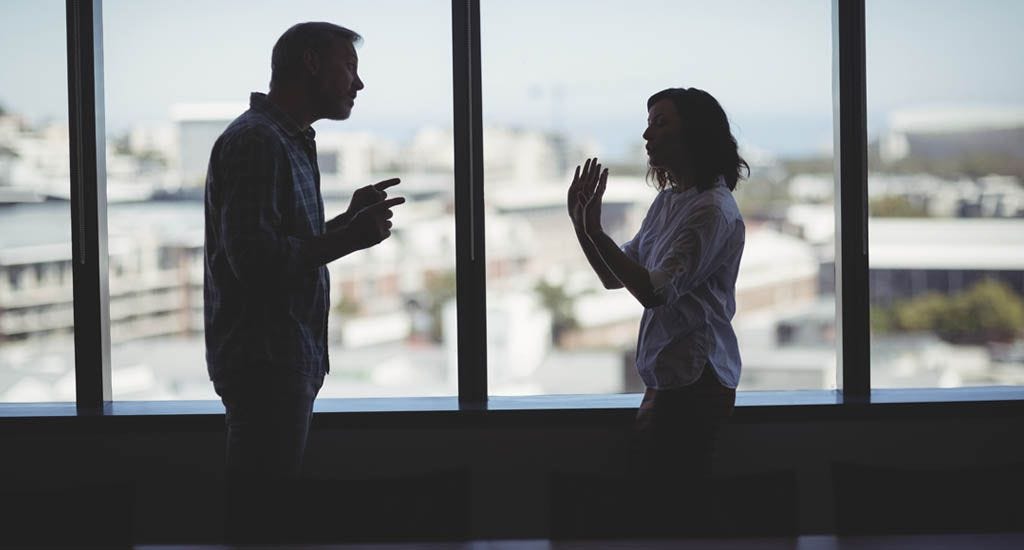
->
[316, 131, 399, 190]
[880, 105, 1024, 163]
[171, 102, 246, 188]
[869, 217, 1024, 304]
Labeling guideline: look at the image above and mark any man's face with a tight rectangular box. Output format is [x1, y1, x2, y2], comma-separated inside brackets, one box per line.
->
[311, 38, 364, 121]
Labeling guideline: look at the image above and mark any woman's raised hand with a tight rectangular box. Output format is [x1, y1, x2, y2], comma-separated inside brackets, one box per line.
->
[572, 158, 607, 235]
[567, 159, 588, 226]
[569, 158, 606, 230]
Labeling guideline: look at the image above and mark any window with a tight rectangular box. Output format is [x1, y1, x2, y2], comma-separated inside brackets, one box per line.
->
[866, 0, 1024, 388]
[0, 0, 75, 403]
[5, 0, 1020, 413]
[481, 0, 836, 395]
[103, 0, 456, 399]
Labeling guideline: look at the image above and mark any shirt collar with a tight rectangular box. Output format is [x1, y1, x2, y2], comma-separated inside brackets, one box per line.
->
[671, 174, 727, 196]
[249, 92, 316, 140]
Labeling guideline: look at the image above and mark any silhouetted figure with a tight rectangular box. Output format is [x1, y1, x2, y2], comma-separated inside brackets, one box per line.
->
[204, 22, 403, 542]
[568, 87, 748, 535]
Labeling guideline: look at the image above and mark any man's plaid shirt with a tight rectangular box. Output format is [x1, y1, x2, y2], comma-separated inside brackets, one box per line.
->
[204, 92, 330, 381]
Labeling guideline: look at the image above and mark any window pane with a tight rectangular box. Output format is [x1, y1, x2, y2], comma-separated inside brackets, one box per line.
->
[867, 0, 1024, 388]
[481, 0, 836, 395]
[103, 0, 455, 399]
[0, 1, 75, 403]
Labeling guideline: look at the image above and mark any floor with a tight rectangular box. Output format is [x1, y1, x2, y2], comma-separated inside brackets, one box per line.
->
[137, 532, 1024, 550]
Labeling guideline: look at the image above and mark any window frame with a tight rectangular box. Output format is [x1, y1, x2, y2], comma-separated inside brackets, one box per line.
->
[6, 0, 1009, 418]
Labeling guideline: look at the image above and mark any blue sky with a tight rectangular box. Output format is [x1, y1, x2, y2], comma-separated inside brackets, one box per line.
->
[1, 0, 1021, 157]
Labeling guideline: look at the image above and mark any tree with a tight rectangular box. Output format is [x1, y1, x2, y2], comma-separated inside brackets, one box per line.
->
[892, 292, 948, 332]
[940, 279, 1024, 344]
[870, 305, 895, 334]
[869, 196, 929, 218]
[534, 279, 578, 345]
[334, 294, 360, 315]
[424, 270, 457, 343]
[876, 279, 1024, 344]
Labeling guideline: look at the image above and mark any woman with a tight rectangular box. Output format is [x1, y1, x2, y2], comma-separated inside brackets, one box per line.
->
[568, 87, 748, 521]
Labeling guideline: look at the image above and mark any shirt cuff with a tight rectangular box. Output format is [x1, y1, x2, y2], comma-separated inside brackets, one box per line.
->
[620, 242, 636, 263]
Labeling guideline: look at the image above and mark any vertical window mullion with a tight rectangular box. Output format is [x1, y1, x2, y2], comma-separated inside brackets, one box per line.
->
[452, 0, 487, 405]
[832, 0, 871, 400]
[66, 0, 111, 409]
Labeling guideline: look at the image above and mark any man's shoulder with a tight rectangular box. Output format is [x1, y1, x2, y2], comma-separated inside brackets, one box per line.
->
[217, 109, 288, 152]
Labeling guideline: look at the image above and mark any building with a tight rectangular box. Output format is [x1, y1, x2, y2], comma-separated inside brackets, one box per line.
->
[171, 102, 246, 188]
[869, 217, 1024, 304]
[879, 105, 1024, 163]
[0, 204, 204, 348]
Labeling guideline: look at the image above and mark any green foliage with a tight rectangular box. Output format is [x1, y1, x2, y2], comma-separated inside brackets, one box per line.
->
[869, 195, 929, 218]
[873, 279, 1024, 344]
[334, 294, 360, 315]
[110, 133, 132, 155]
[892, 292, 949, 331]
[870, 305, 894, 334]
[425, 270, 457, 343]
[781, 157, 833, 175]
[136, 149, 168, 166]
[534, 279, 578, 344]
[945, 279, 1024, 342]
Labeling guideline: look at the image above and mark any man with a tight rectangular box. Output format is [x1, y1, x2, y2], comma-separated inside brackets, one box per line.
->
[204, 21, 402, 517]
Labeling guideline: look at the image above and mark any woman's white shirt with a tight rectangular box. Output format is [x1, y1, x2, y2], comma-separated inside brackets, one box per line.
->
[621, 176, 745, 389]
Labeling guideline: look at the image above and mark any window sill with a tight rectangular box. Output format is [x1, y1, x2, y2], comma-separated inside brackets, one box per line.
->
[0, 386, 1022, 431]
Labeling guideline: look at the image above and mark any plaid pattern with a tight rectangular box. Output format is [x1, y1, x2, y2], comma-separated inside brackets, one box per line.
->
[204, 93, 330, 381]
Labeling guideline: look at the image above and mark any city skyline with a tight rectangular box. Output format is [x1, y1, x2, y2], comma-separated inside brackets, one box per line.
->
[1, 0, 1022, 157]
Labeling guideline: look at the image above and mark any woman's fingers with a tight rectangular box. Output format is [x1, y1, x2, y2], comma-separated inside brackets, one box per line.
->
[572, 158, 606, 199]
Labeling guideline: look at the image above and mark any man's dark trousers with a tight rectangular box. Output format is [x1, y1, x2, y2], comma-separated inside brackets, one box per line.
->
[214, 368, 324, 542]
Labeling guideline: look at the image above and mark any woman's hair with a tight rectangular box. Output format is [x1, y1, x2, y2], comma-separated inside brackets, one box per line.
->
[646, 87, 750, 192]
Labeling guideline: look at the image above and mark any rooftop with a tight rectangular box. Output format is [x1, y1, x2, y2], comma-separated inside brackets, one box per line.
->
[870, 218, 1024, 270]
[888, 104, 1024, 134]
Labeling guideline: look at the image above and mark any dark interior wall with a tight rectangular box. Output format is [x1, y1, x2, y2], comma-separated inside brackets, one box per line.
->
[1, 406, 1022, 543]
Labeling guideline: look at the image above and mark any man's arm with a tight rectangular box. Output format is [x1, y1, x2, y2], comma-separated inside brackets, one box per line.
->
[326, 211, 353, 233]
[302, 197, 404, 266]
[215, 134, 401, 286]
[326, 178, 402, 233]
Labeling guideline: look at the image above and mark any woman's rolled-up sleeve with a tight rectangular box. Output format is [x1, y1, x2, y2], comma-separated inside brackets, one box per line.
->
[648, 205, 734, 305]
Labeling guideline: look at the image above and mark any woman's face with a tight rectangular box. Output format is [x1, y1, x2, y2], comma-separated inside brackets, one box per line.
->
[643, 98, 687, 170]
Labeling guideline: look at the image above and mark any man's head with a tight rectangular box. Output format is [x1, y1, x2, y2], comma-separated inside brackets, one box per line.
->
[270, 22, 364, 121]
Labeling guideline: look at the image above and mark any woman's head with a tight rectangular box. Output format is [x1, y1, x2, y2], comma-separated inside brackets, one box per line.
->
[643, 87, 749, 192]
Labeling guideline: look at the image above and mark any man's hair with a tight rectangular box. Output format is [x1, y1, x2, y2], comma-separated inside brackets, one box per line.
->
[646, 87, 750, 192]
[270, 22, 362, 88]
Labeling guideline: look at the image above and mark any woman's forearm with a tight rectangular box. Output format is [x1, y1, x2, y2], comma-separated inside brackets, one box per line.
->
[588, 229, 661, 308]
[574, 225, 623, 289]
